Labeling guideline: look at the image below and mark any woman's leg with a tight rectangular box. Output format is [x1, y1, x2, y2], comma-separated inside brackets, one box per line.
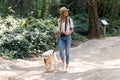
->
[65, 36, 71, 69]
[59, 37, 65, 65]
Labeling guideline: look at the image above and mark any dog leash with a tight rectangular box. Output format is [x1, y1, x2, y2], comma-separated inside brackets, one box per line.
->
[52, 42, 57, 54]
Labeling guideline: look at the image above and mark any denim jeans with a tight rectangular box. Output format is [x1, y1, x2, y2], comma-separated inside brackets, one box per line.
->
[58, 35, 71, 64]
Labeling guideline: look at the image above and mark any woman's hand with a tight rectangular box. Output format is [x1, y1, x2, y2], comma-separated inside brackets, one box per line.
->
[63, 32, 71, 35]
[63, 28, 74, 35]
[55, 39, 58, 45]
[55, 31, 60, 45]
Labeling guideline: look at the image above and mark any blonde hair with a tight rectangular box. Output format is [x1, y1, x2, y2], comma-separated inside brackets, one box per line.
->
[59, 13, 68, 32]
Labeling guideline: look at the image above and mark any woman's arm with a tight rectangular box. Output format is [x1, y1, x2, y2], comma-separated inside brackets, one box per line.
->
[64, 28, 74, 35]
[55, 31, 60, 44]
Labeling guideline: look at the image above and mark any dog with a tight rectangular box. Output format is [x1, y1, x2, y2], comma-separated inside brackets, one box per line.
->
[42, 50, 57, 72]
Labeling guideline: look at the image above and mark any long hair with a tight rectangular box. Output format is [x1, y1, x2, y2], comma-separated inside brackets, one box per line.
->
[59, 13, 68, 32]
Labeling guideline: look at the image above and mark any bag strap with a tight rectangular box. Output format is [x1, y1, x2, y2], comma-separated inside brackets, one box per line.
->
[65, 20, 67, 32]
[69, 18, 71, 29]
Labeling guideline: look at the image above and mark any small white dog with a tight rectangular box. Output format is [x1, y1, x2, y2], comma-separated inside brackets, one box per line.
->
[42, 50, 57, 72]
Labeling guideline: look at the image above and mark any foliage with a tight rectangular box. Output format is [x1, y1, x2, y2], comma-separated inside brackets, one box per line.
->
[60, 0, 85, 15]
[70, 13, 89, 44]
[72, 13, 89, 36]
[0, 0, 56, 18]
[106, 19, 120, 36]
[1, 0, 120, 19]
[0, 15, 57, 59]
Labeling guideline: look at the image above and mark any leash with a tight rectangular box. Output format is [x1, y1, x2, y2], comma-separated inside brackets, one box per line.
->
[52, 42, 57, 54]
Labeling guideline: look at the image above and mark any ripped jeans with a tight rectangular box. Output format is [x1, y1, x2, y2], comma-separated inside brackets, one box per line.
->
[58, 35, 71, 64]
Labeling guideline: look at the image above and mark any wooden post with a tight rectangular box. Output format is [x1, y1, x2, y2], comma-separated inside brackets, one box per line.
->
[103, 25, 106, 38]
[101, 20, 108, 38]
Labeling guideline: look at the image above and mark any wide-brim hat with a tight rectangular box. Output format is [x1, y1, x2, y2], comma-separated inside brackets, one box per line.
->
[59, 7, 69, 14]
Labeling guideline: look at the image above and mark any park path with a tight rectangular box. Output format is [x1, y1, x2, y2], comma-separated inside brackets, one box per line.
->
[0, 36, 120, 80]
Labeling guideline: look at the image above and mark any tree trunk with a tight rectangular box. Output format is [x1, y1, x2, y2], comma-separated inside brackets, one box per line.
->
[86, 0, 100, 39]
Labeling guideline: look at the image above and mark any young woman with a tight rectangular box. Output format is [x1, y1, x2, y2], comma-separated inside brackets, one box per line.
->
[56, 7, 74, 72]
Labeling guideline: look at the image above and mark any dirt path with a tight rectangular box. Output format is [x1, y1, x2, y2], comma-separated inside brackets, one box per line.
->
[0, 36, 120, 80]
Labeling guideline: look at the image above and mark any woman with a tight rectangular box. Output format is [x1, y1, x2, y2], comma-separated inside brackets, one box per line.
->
[56, 7, 74, 72]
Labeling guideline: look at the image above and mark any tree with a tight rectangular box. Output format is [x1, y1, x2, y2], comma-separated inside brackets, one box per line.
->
[86, 0, 100, 38]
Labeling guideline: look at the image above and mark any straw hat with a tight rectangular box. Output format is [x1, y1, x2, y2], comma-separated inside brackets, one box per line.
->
[59, 7, 69, 14]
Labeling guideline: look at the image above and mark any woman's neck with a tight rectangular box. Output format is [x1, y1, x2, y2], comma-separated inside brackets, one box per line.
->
[62, 16, 68, 22]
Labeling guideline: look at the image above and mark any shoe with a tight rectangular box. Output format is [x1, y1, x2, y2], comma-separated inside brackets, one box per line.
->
[62, 66, 66, 71]
[60, 64, 65, 71]
[65, 68, 69, 72]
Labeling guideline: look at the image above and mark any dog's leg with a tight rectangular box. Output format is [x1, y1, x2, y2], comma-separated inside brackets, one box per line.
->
[53, 54, 58, 72]
[47, 57, 52, 72]
[49, 58, 52, 71]
[45, 63, 48, 72]
[45, 59, 51, 72]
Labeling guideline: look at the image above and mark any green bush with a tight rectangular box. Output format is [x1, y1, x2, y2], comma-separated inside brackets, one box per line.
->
[0, 16, 57, 59]
[72, 14, 89, 35]
[105, 19, 120, 36]
[71, 14, 89, 42]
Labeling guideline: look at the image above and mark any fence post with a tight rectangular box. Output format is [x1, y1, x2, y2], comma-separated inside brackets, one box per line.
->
[101, 20, 108, 38]
[103, 25, 106, 38]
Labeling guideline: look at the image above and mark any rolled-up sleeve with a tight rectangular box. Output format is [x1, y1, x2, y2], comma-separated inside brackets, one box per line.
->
[70, 18, 74, 28]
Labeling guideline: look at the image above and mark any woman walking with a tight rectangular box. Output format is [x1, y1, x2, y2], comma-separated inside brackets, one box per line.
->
[56, 7, 74, 72]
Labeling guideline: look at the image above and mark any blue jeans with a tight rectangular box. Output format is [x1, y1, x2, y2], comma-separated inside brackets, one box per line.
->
[59, 35, 71, 64]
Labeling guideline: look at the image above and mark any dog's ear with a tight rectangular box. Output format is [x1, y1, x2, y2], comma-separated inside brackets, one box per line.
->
[42, 54, 44, 58]
[42, 54, 46, 59]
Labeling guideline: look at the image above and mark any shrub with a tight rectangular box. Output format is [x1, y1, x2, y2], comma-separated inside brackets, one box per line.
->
[105, 19, 120, 36]
[0, 16, 57, 59]
[71, 14, 89, 42]
[72, 14, 89, 35]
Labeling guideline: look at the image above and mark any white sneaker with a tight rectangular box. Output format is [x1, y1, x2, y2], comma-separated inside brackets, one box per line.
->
[65, 68, 69, 72]
[60, 64, 65, 71]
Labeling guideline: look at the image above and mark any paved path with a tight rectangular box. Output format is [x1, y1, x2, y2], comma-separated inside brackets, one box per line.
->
[0, 36, 120, 80]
